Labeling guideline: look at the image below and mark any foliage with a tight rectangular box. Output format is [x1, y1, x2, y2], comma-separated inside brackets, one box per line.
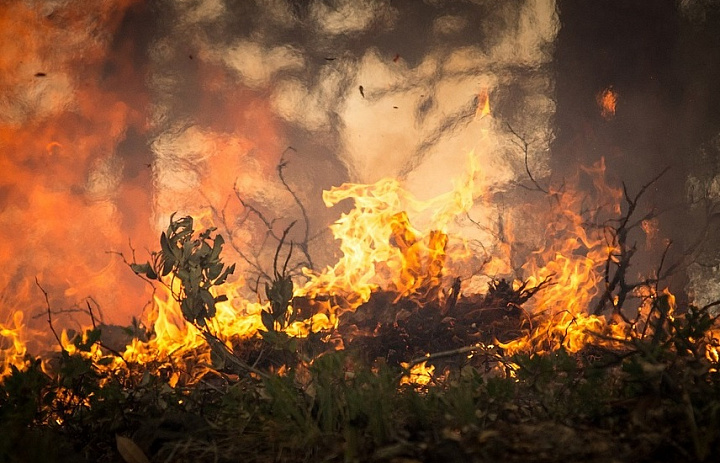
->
[3, 297, 720, 462]
[131, 213, 235, 326]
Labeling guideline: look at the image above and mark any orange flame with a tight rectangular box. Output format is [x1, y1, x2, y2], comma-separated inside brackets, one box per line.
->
[597, 87, 617, 120]
[476, 89, 491, 119]
[499, 159, 629, 355]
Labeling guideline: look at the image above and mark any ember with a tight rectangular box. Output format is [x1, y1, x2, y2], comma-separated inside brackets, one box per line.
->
[597, 87, 618, 120]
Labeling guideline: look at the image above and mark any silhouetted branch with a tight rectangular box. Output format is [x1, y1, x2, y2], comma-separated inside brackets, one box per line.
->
[593, 167, 673, 316]
[278, 147, 315, 270]
[506, 122, 549, 194]
[35, 277, 64, 352]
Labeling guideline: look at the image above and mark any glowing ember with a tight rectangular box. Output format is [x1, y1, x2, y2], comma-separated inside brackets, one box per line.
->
[597, 86, 618, 120]
[641, 218, 660, 249]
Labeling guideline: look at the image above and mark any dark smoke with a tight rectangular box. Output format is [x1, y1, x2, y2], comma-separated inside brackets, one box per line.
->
[553, 0, 720, 305]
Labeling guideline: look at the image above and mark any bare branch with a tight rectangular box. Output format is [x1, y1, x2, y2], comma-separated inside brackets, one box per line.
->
[278, 147, 315, 270]
[35, 277, 64, 352]
[593, 166, 673, 317]
[505, 122, 548, 194]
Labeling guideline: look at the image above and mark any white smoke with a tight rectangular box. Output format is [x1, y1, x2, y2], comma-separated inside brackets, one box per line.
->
[151, 0, 558, 195]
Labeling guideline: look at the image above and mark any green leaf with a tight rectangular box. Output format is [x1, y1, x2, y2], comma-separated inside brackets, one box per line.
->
[210, 234, 225, 260]
[175, 215, 193, 231]
[278, 278, 294, 302]
[182, 239, 194, 260]
[160, 253, 175, 276]
[180, 299, 194, 321]
[130, 262, 150, 274]
[146, 266, 157, 280]
[160, 232, 173, 258]
[177, 269, 190, 283]
[214, 264, 235, 285]
[167, 212, 178, 232]
[199, 288, 216, 312]
[131, 262, 159, 280]
[207, 262, 223, 280]
[188, 265, 202, 289]
[116, 435, 150, 463]
[196, 241, 212, 260]
[261, 310, 275, 332]
[199, 226, 217, 240]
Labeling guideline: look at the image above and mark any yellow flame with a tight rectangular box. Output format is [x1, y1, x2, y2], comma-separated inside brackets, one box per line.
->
[3, 139, 718, 388]
[298, 152, 480, 314]
[0, 311, 32, 377]
[400, 360, 435, 387]
[499, 160, 631, 355]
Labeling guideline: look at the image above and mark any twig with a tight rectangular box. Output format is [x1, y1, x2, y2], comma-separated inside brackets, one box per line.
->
[701, 299, 720, 313]
[404, 344, 494, 370]
[201, 328, 270, 380]
[35, 277, 64, 352]
[85, 300, 129, 366]
[506, 122, 548, 194]
[107, 250, 158, 289]
[278, 147, 315, 270]
[204, 194, 270, 282]
[442, 277, 461, 316]
[273, 222, 296, 278]
[593, 167, 672, 316]
[233, 189, 280, 240]
[86, 300, 97, 329]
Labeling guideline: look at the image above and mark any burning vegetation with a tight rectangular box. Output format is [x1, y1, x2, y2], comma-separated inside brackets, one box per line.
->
[2, 145, 720, 462]
[4, 2, 720, 462]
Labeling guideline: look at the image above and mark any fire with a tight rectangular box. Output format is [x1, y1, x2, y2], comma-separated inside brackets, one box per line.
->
[0, 126, 715, 389]
[297, 152, 480, 314]
[476, 89, 491, 119]
[400, 360, 435, 387]
[0, 311, 33, 378]
[0, 149, 675, 382]
[706, 329, 720, 368]
[597, 86, 617, 120]
[498, 159, 630, 355]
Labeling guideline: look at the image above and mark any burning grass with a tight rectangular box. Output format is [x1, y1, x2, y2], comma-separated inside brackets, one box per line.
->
[2, 156, 720, 462]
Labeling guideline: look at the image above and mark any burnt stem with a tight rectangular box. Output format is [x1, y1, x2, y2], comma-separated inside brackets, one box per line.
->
[36, 277, 64, 352]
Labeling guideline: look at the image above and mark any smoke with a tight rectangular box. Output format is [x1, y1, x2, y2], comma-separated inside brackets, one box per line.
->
[0, 0, 154, 336]
[147, 0, 560, 286]
[552, 0, 720, 306]
[1, 0, 561, 333]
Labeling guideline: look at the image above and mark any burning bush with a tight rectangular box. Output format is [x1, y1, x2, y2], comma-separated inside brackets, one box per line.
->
[2, 157, 720, 462]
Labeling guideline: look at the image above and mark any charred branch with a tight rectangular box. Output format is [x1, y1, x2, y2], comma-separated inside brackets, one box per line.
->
[278, 147, 314, 270]
[36, 277, 63, 352]
[593, 167, 673, 317]
[221, 147, 319, 291]
[505, 122, 549, 194]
